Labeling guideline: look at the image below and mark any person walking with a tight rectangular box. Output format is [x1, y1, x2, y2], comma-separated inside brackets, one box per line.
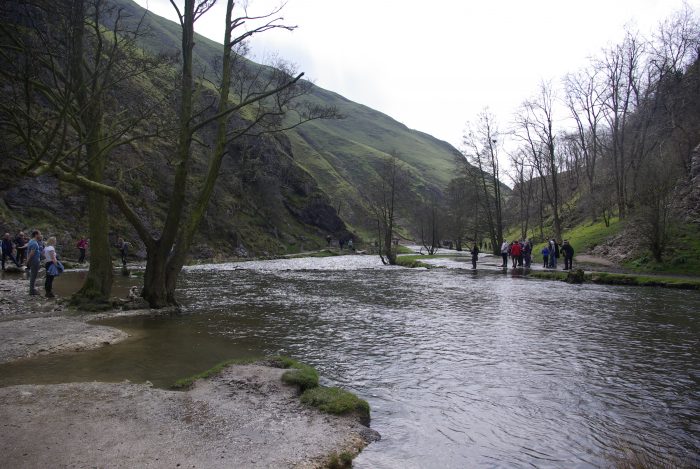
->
[116, 237, 129, 267]
[76, 237, 88, 263]
[523, 239, 532, 268]
[500, 240, 509, 267]
[541, 245, 549, 268]
[510, 240, 522, 268]
[14, 231, 28, 265]
[43, 236, 61, 298]
[549, 239, 559, 269]
[562, 240, 574, 270]
[1, 232, 20, 270]
[470, 243, 479, 270]
[26, 230, 42, 295]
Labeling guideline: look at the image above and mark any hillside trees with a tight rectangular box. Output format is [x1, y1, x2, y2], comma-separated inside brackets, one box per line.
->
[2, 0, 335, 308]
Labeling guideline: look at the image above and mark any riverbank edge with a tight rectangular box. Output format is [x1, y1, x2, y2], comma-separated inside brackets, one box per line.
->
[529, 269, 700, 290]
[0, 277, 379, 468]
[0, 364, 380, 468]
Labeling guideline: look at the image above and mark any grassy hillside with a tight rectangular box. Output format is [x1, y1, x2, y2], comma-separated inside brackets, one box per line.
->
[116, 0, 464, 232]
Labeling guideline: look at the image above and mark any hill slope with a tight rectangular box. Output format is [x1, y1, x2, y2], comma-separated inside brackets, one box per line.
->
[0, 0, 469, 258]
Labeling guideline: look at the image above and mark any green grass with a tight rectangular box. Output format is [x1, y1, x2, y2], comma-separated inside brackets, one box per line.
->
[301, 386, 371, 425]
[326, 451, 355, 469]
[395, 245, 416, 254]
[269, 356, 320, 391]
[624, 222, 700, 276]
[395, 254, 439, 268]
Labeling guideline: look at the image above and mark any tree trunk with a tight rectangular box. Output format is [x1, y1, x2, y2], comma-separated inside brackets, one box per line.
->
[73, 185, 113, 305]
[142, 246, 170, 309]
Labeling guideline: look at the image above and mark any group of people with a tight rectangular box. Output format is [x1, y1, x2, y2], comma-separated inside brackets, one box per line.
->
[1, 231, 29, 270]
[541, 239, 575, 270]
[3, 230, 64, 297]
[500, 239, 535, 268]
[492, 238, 575, 270]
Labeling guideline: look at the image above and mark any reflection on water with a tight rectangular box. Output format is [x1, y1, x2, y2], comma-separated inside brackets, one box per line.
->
[1, 256, 699, 468]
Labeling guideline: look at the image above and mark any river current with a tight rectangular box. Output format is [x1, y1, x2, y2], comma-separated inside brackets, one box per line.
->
[1, 254, 698, 468]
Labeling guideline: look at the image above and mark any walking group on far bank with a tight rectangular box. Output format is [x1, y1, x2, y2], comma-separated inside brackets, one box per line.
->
[494, 238, 574, 270]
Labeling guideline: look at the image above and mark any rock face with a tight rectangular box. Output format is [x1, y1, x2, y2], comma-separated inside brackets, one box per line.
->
[0, 365, 379, 468]
[681, 144, 700, 224]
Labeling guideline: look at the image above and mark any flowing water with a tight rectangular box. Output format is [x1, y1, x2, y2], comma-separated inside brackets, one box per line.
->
[1, 255, 698, 468]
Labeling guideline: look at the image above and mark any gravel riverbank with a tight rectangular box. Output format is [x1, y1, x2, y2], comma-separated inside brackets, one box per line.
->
[0, 277, 379, 468]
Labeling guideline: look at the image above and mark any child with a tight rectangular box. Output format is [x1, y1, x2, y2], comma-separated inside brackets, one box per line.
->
[541, 245, 549, 268]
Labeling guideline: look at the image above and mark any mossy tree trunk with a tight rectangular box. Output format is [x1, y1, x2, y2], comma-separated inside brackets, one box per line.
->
[68, 0, 113, 305]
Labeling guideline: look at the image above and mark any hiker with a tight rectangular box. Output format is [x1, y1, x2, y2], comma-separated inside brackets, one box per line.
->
[348, 239, 354, 251]
[76, 236, 88, 263]
[562, 240, 574, 270]
[541, 245, 549, 268]
[470, 243, 479, 270]
[500, 240, 509, 267]
[26, 230, 42, 295]
[43, 236, 62, 298]
[326, 235, 332, 247]
[14, 231, 28, 265]
[116, 237, 129, 267]
[549, 239, 559, 269]
[510, 240, 522, 268]
[1, 232, 20, 270]
[523, 239, 532, 268]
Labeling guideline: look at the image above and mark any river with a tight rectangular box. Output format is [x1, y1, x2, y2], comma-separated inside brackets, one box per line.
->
[1, 254, 698, 468]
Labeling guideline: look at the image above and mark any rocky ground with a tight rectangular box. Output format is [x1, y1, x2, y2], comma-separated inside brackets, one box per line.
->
[0, 275, 379, 468]
[0, 365, 379, 468]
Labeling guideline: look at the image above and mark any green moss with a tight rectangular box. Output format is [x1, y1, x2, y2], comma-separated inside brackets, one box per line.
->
[326, 451, 355, 469]
[171, 357, 261, 390]
[267, 356, 320, 391]
[301, 386, 371, 425]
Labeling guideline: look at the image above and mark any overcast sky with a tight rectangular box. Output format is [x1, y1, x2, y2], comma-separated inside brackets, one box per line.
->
[134, 0, 697, 149]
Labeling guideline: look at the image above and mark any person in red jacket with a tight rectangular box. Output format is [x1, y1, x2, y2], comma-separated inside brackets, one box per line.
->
[510, 240, 522, 268]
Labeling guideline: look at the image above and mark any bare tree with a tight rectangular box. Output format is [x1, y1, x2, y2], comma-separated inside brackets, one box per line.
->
[0, 0, 169, 306]
[507, 148, 535, 239]
[366, 153, 404, 265]
[514, 81, 563, 241]
[2, 0, 336, 307]
[462, 109, 504, 254]
[564, 66, 605, 219]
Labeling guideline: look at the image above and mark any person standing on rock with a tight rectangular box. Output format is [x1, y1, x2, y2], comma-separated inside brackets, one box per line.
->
[1, 232, 21, 270]
[561, 240, 574, 270]
[500, 240, 509, 267]
[510, 240, 522, 268]
[116, 237, 129, 267]
[26, 230, 42, 295]
[14, 231, 28, 265]
[76, 236, 88, 263]
[470, 243, 479, 270]
[523, 239, 532, 268]
[43, 236, 60, 298]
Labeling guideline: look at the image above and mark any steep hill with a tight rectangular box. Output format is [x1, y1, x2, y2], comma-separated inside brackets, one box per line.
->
[111, 0, 464, 230]
[0, 0, 467, 258]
